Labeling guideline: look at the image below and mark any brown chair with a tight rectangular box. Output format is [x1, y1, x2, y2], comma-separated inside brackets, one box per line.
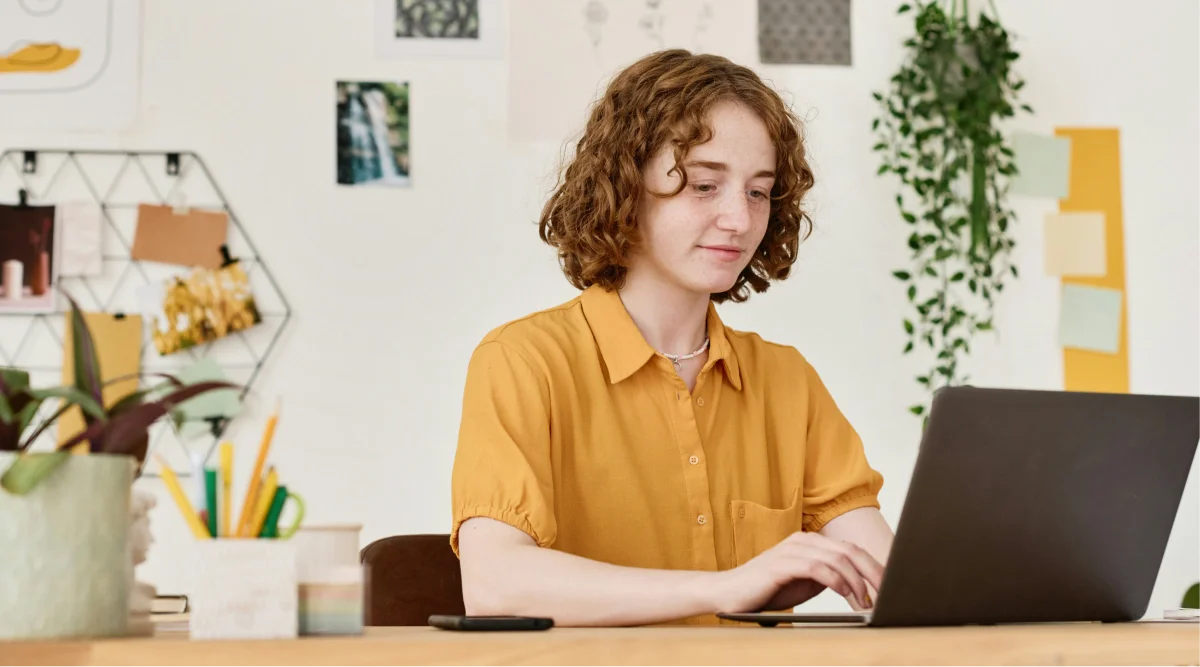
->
[360, 534, 466, 626]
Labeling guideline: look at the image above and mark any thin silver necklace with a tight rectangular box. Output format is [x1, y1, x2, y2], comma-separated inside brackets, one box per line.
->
[657, 336, 710, 373]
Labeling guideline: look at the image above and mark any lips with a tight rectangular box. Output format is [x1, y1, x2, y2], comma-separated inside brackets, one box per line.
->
[700, 245, 744, 262]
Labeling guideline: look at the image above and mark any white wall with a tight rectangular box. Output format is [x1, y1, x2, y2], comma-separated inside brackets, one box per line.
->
[2, 0, 1195, 617]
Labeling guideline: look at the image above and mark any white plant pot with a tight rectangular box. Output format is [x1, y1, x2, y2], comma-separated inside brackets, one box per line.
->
[0, 452, 135, 640]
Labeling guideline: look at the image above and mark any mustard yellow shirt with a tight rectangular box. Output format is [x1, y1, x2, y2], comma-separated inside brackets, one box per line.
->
[450, 285, 883, 621]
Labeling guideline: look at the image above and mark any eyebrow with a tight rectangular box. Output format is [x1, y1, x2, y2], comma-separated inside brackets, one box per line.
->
[683, 160, 775, 180]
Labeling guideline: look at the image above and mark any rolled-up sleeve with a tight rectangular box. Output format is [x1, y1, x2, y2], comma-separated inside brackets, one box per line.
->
[800, 358, 884, 532]
[450, 340, 557, 557]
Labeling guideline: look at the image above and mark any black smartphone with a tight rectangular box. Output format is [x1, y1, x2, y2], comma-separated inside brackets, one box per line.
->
[428, 615, 554, 631]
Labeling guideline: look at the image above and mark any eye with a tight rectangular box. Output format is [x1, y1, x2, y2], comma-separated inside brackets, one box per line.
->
[748, 189, 769, 200]
[692, 183, 717, 194]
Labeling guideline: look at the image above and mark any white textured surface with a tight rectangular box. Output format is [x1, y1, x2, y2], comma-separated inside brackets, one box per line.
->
[0, 453, 134, 640]
[188, 540, 298, 640]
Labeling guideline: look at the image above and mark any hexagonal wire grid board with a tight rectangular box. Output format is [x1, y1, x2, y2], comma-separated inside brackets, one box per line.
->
[0, 149, 291, 478]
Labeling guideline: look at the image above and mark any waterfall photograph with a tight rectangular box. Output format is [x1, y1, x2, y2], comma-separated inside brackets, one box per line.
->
[336, 80, 411, 186]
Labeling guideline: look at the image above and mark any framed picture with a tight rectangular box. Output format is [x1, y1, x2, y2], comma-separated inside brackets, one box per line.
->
[0, 203, 62, 314]
[374, 0, 505, 59]
[336, 81, 411, 187]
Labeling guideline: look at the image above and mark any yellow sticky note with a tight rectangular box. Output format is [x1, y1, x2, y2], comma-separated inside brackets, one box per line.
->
[58, 313, 143, 451]
[1044, 211, 1106, 277]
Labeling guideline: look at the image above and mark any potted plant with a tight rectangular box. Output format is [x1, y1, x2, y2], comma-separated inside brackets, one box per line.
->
[871, 0, 1032, 418]
[0, 294, 236, 640]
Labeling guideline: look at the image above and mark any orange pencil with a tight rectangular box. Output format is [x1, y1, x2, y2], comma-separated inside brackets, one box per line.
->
[236, 400, 281, 537]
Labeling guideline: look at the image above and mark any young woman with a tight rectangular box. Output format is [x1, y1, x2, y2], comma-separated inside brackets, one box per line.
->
[450, 49, 893, 627]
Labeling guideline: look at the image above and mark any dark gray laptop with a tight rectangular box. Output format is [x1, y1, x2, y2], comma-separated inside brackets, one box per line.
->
[719, 386, 1199, 627]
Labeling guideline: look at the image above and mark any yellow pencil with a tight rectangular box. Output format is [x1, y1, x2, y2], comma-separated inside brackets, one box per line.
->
[236, 400, 281, 537]
[155, 455, 211, 540]
[249, 467, 279, 537]
[219, 441, 233, 537]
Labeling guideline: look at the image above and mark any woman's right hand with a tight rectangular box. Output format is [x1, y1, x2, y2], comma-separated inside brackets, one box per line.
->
[711, 531, 885, 613]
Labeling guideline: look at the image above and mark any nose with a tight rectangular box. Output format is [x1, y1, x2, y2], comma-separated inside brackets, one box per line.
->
[715, 191, 753, 235]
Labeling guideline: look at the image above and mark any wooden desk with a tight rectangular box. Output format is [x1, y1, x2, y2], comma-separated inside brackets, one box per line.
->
[3, 623, 1196, 666]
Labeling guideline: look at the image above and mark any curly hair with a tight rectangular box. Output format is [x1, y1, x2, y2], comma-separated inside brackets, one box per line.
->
[537, 49, 815, 303]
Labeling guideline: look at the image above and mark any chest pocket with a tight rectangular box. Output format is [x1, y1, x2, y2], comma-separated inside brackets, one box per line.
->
[730, 487, 802, 567]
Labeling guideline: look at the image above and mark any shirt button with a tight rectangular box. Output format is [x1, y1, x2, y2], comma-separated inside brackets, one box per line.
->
[689, 455, 699, 465]
[697, 515, 707, 525]
[696, 397, 705, 407]
[738, 508, 746, 519]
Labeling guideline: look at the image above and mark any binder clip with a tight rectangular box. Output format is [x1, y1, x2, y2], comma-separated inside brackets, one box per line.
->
[17, 188, 28, 207]
[219, 244, 237, 268]
[166, 152, 181, 176]
[22, 151, 36, 174]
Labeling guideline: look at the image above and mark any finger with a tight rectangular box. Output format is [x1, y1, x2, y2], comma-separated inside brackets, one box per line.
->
[803, 545, 870, 609]
[793, 560, 854, 602]
[782, 542, 868, 609]
[795, 533, 885, 594]
[824, 540, 886, 593]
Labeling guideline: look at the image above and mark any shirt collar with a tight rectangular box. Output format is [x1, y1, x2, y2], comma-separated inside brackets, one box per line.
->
[580, 284, 743, 390]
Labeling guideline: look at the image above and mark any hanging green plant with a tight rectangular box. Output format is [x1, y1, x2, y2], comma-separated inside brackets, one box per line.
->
[871, 0, 1032, 418]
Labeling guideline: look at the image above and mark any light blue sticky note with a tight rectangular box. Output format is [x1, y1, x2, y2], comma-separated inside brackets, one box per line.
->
[173, 358, 242, 438]
[1011, 132, 1072, 199]
[1059, 284, 1122, 354]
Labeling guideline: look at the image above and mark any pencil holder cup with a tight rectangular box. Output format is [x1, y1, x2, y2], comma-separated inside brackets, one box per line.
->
[188, 539, 298, 640]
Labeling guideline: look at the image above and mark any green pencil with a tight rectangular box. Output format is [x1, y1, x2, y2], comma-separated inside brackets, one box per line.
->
[259, 485, 288, 538]
[204, 468, 219, 539]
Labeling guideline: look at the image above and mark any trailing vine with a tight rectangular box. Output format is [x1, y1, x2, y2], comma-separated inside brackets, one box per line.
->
[870, 0, 1032, 418]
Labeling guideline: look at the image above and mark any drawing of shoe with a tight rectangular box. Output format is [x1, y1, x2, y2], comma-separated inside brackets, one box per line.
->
[0, 42, 80, 73]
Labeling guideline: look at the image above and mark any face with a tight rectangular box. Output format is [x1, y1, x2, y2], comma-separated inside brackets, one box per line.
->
[630, 100, 776, 298]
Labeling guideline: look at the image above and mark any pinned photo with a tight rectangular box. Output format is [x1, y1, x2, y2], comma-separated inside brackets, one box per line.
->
[336, 81, 411, 187]
[139, 259, 262, 356]
[0, 203, 60, 314]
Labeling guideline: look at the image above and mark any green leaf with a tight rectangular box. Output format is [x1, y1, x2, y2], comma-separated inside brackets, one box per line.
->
[0, 452, 69, 495]
[934, 248, 955, 261]
[18, 401, 79, 452]
[924, 266, 937, 278]
[872, 118, 880, 130]
[977, 321, 994, 331]
[1010, 265, 1019, 277]
[0, 391, 12, 423]
[907, 285, 917, 301]
[904, 320, 914, 334]
[872, 92, 883, 102]
[897, 3, 912, 13]
[893, 270, 912, 280]
[908, 233, 920, 250]
[909, 405, 925, 416]
[968, 279, 978, 293]
[950, 271, 965, 282]
[902, 212, 917, 223]
[903, 341, 914, 354]
[58, 381, 240, 458]
[14, 397, 44, 442]
[936, 365, 953, 377]
[878, 164, 890, 175]
[872, 142, 887, 151]
[1183, 583, 1199, 609]
[916, 375, 930, 386]
[64, 293, 104, 414]
[1021, 104, 1034, 113]
[26, 386, 107, 423]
